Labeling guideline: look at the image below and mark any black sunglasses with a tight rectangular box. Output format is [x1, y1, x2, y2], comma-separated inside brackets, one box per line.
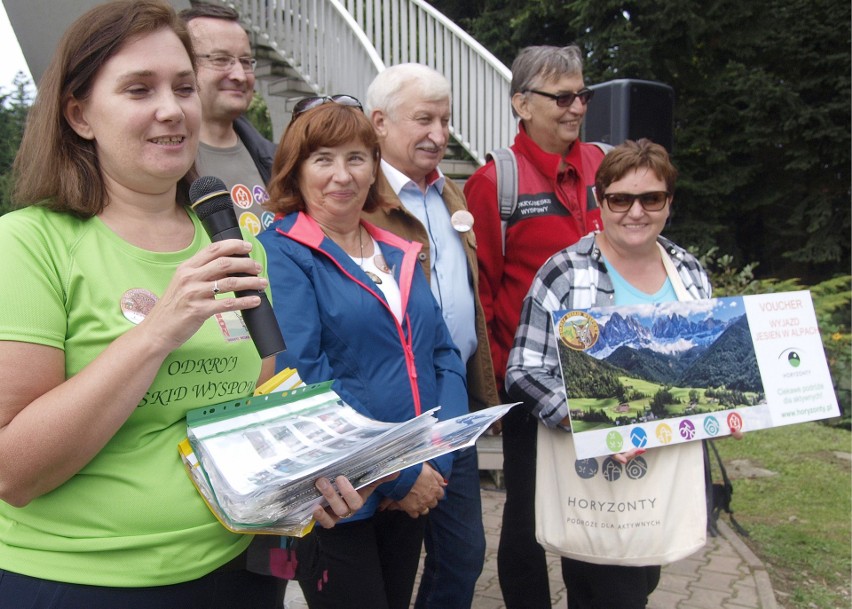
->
[523, 88, 595, 107]
[291, 95, 363, 122]
[602, 191, 671, 213]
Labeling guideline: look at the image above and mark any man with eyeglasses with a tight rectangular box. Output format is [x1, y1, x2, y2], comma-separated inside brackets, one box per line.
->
[362, 63, 499, 609]
[464, 45, 608, 609]
[179, 5, 284, 606]
[181, 2, 275, 238]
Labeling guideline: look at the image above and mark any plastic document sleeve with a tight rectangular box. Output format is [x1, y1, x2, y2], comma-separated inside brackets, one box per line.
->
[179, 378, 517, 536]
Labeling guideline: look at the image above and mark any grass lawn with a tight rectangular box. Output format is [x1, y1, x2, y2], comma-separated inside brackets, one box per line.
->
[570, 376, 761, 432]
[713, 421, 851, 609]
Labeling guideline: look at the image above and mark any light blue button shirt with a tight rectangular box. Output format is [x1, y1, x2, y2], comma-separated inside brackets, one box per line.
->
[381, 160, 477, 363]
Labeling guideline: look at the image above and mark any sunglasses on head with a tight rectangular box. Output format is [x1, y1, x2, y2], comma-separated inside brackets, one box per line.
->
[291, 95, 363, 122]
[602, 191, 671, 213]
[523, 87, 595, 107]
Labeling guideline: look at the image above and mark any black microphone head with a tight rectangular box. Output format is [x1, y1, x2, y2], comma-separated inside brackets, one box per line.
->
[189, 176, 232, 221]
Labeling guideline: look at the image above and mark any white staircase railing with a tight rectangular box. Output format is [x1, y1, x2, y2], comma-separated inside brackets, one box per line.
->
[340, 0, 515, 164]
[228, 0, 516, 165]
[230, 0, 384, 103]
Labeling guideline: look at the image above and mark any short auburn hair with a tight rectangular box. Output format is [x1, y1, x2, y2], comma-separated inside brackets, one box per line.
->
[595, 139, 678, 200]
[267, 103, 385, 215]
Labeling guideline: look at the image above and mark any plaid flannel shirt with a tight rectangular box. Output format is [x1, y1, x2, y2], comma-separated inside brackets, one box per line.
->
[505, 232, 712, 429]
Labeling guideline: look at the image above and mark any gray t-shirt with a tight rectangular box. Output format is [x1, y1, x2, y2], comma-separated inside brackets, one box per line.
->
[196, 141, 273, 237]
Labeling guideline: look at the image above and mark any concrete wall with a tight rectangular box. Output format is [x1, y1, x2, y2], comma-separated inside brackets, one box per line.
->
[4, 0, 191, 85]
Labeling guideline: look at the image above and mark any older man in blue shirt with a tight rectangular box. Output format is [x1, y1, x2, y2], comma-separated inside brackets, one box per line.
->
[379, 162, 478, 361]
[362, 63, 500, 609]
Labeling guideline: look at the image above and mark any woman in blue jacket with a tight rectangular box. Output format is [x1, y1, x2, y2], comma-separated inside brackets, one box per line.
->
[258, 98, 468, 609]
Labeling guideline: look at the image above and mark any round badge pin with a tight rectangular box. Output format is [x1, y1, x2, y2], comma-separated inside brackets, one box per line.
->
[120, 288, 158, 324]
[450, 210, 474, 232]
[556, 311, 600, 351]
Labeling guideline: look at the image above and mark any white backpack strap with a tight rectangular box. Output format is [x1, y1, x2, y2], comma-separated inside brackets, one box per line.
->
[658, 241, 692, 301]
[486, 147, 518, 256]
[585, 142, 614, 212]
[591, 141, 614, 156]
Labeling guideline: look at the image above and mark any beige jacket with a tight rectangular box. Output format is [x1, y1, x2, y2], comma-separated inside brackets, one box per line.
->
[362, 173, 500, 411]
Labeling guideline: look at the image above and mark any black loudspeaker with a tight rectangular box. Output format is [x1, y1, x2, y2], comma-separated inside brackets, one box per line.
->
[583, 79, 675, 152]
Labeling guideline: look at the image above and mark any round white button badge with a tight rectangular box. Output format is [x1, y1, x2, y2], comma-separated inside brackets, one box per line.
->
[451, 210, 474, 232]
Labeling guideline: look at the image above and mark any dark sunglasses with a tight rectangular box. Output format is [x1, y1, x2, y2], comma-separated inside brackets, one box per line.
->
[602, 191, 671, 213]
[523, 87, 595, 107]
[291, 95, 363, 122]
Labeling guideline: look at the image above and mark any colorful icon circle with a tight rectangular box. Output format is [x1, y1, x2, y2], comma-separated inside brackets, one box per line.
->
[606, 430, 624, 453]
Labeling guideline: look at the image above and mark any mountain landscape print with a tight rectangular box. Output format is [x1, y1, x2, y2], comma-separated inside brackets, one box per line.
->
[552, 296, 766, 434]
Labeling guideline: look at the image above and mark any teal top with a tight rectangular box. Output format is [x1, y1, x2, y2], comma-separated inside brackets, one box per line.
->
[603, 253, 677, 306]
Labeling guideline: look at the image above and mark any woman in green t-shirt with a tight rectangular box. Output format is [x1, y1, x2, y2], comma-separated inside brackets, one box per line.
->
[0, 2, 370, 607]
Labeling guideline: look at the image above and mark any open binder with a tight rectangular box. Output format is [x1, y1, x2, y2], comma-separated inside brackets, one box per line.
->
[179, 378, 515, 536]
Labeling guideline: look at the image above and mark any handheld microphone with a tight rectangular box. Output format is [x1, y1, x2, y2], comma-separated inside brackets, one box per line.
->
[189, 176, 286, 359]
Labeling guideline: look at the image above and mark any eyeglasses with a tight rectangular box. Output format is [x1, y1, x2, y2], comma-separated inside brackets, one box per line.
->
[291, 95, 363, 122]
[602, 191, 671, 213]
[523, 88, 595, 107]
[197, 54, 258, 73]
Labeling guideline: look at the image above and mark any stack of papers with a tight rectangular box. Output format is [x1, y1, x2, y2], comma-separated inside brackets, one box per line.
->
[179, 381, 515, 536]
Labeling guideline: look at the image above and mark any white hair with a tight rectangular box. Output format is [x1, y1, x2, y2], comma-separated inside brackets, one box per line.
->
[365, 63, 451, 118]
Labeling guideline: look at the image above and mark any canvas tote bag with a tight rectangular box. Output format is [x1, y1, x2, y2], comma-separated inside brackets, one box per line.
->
[534, 244, 707, 566]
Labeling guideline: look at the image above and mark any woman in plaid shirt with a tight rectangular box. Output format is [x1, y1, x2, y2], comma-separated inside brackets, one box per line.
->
[505, 139, 711, 609]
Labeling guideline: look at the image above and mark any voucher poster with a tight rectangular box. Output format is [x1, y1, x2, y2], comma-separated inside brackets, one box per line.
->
[551, 290, 840, 459]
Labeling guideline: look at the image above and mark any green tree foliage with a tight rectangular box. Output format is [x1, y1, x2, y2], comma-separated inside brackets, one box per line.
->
[679, 315, 763, 392]
[809, 276, 852, 421]
[0, 72, 33, 215]
[627, 388, 646, 401]
[649, 385, 677, 416]
[429, 0, 850, 282]
[558, 343, 624, 398]
[705, 386, 752, 408]
[429, 1, 580, 66]
[245, 93, 273, 142]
